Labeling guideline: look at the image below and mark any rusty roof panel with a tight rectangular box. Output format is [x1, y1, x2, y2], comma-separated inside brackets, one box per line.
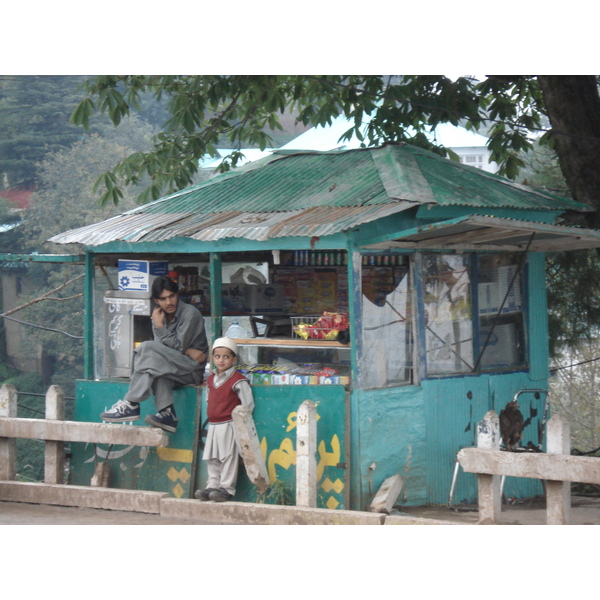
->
[188, 203, 417, 242]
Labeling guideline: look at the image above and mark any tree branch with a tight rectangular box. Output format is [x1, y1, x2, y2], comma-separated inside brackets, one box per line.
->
[0, 274, 84, 317]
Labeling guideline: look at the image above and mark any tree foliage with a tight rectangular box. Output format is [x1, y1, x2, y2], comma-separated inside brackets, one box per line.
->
[72, 75, 563, 205]
[69, 75, 600, 351]
[0, 75, 86, 187]
[551, 340, 600, 452]
[11, 116, 159, 402]
[20, 114, 156, 252]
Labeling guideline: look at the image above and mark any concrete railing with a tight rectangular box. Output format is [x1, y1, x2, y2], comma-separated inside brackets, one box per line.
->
[0, 383, 169, 484]
[0, 383, 319, 506]
[1, 387, 415, 523]
[457, 411, 600, 524]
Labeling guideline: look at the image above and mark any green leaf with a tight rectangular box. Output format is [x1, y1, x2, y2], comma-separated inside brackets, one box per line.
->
[70, 98, 95, 129]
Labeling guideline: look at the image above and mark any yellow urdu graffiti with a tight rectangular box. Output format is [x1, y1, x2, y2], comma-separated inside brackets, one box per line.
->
[262, 408, 344, 504]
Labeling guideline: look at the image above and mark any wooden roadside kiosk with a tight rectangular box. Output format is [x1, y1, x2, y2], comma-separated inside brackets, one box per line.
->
[50, 143, 600, 511]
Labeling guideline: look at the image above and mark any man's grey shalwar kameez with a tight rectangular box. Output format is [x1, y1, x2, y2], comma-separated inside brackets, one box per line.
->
[124, 300, 208, 411]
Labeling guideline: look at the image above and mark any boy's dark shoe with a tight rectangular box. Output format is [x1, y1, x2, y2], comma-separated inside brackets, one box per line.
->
[145, 405, 178, 433]
[209, 488, 234, 502]
[100, 400, 140, 423]
[194, 488, 217, 501]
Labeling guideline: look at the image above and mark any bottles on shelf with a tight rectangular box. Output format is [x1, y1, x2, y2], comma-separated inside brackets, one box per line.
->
[293, 250, 347, 266]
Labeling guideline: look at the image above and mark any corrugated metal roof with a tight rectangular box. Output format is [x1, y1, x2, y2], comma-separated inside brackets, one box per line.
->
[361, 215, 600, 252]
[49, 143, 592, 247]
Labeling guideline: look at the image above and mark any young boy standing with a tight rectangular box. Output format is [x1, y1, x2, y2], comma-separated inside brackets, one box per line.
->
[195, 337, 254, 502]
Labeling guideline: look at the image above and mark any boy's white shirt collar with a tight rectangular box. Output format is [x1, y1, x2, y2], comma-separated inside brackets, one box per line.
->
[212, 365, 237, 380]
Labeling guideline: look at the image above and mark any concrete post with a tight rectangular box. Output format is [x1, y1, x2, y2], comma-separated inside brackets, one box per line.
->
[45, 386, 65, 484]
[477, 410, 501, 524]
[546, 414, 571, 525]
[296, 400, 317, 507]
[0, 384, 18, 480]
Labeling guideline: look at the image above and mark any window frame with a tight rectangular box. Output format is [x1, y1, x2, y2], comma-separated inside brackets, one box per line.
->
[355, 250, 530, 389]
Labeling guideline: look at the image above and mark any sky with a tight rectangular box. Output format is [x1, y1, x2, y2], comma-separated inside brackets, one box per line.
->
[4, 3, 591, 75]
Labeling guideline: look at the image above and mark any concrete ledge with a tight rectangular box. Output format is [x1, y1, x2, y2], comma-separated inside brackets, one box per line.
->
[0, 481, 168, 513]
[0, 482, 466, 524]
[383, 514, 461, 525]
[160, 498, 386, 525]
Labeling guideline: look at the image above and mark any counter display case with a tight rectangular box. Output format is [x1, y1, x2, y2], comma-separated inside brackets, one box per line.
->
[232, 338, 351, 386]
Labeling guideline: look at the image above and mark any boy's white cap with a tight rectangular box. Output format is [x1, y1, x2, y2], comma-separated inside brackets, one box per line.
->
[212, 337, 238, 355]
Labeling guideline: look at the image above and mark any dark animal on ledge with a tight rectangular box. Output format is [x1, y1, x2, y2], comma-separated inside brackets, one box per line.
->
[500, 400, 524, 451]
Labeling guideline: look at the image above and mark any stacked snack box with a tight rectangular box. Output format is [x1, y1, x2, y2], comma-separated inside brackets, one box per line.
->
[237, 363, 350, 386]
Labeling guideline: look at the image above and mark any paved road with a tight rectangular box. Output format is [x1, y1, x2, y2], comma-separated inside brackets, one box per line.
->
[2, 496, 599, 525]
[0, 500, 225, 525]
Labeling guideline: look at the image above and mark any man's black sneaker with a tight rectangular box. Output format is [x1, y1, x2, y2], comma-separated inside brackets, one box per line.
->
[209, 488, 234, 502]
[100, 400, 140, 423]
[194, 488, 217, 501]
[144, 405, 178, 433]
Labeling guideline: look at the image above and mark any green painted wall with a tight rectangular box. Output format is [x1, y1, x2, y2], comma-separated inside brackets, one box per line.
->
[346, 251, 550, 509]
[349, 385, 426, 510]
[71, 380, 201, 498]
[195, 384, 347, 508]
[348, 371, 548, 511]
[70, 380, 347, 509]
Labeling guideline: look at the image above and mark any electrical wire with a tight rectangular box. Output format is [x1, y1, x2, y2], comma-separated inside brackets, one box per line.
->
[550, 355, 600, 373]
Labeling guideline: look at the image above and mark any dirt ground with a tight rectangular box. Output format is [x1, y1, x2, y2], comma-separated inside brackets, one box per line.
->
[397, 494, 600, 525]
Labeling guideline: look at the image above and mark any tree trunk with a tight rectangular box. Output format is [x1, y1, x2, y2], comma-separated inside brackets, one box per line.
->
[537, 76, 600, 229]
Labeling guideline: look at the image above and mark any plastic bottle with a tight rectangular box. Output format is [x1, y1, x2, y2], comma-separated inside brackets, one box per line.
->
[225, 320, 247, 339]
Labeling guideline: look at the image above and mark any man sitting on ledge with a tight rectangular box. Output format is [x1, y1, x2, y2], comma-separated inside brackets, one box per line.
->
[100, 275, 208, 433]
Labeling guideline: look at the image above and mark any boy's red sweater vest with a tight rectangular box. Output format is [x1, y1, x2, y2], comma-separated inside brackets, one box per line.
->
[206, 371, 249, 424]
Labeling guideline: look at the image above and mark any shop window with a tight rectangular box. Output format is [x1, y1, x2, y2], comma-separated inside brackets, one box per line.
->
[224, 250, 352, 386]
[421, 252, 527, 377]
[476, 254, 526, 371]
[360, 254, 413, 388]
[422, 254, 474, 376]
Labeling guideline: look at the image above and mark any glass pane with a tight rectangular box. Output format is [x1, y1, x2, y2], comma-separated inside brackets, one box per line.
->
[477, 254, 526, 370]
[423, 254, 474, 375]
[360, 256, 413, 387]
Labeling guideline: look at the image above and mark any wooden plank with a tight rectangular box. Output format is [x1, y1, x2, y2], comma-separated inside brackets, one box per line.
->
[71, 381, 197, 499]
[458, 448, 600, 484]
[0, 417, 169, 447]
